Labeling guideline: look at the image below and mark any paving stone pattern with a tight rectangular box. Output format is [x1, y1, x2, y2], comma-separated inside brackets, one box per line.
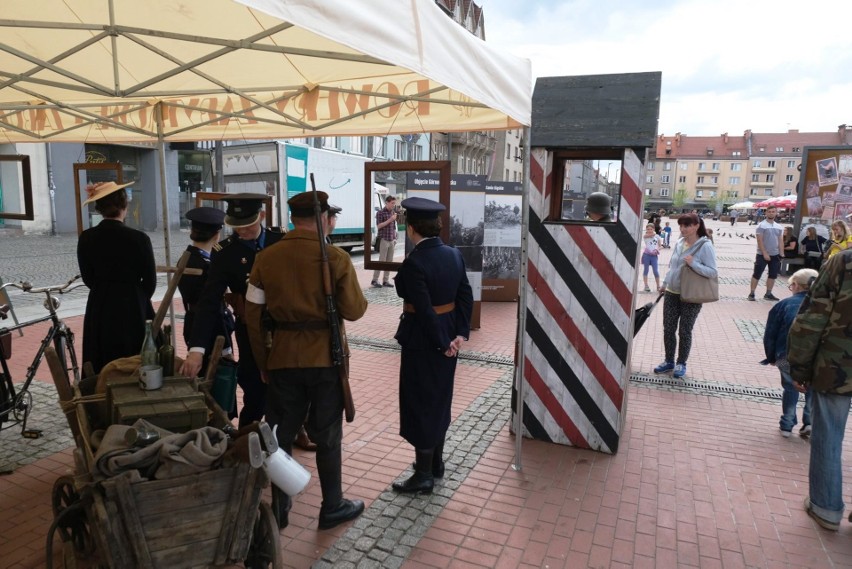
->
[735, 318, 766, 343]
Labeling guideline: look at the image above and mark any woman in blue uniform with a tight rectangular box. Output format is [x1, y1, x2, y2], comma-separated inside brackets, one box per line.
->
[77, 181, 156, 373]
[392, 197, 473, 494]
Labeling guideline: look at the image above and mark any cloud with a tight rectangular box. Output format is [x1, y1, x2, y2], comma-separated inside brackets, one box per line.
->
[481, 0, 852, 135]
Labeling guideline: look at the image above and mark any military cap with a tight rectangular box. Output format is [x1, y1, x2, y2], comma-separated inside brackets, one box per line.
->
[223, 193, 266, 227]
[401, 197, 445, 221]
[185, 206, 225, 231]
[328, 203, 342, 216]
[288, 191, 329, 218]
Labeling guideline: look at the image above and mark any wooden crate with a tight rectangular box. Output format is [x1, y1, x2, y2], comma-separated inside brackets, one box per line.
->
[107, 377, 207, 433]
[89, 463, 266, 569]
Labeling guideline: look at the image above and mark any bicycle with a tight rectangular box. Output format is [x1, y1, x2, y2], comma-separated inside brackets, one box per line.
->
[0, 275, 84, 438]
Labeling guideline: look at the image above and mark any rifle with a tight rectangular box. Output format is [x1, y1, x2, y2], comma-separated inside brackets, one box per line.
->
[310, 174, 355, 423]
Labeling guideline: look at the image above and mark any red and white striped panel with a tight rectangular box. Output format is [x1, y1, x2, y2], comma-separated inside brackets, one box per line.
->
[515, 148, 644, 453]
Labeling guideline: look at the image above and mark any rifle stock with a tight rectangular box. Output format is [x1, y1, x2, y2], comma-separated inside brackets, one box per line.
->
[310, 174, 356, 423]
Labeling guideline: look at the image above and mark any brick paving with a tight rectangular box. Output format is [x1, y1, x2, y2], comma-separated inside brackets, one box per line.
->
[2, 219, 852, 568]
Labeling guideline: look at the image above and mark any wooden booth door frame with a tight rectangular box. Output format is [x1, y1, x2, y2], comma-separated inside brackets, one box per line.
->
[73, 162, 123, 235]
[194, 192, 274, 228]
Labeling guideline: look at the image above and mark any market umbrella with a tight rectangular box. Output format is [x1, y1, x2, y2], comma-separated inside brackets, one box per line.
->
[729, 201, 757, 210]
[633, 292, 664, 336]
[772, 195, 797, 209]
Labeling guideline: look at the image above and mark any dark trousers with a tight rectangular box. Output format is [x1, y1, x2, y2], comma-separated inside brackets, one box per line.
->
[265, 366, 344, 510]
[234, 320, 266, 428]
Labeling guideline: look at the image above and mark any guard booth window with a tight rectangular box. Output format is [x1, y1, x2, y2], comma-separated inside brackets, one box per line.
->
[548, 149, 624, 223]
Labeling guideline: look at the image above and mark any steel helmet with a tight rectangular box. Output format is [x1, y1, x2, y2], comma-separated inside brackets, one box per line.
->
[586, 192, 612, 215]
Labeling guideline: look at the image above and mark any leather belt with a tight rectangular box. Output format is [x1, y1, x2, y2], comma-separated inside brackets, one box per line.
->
[403, 302, 455, 315]
[274, 320, 329, 331]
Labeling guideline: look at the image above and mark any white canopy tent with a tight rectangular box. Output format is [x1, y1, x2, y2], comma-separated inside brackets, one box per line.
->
[729, 201, 758, 210]
[0, 0, 530, 143]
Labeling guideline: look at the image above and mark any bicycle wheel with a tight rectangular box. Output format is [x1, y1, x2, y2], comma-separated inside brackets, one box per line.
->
[56, 329, 81, 385]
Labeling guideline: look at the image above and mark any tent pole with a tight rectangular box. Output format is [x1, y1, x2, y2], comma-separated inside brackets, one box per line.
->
[512, 126, 532, 472]
[155, 102, 176, 339]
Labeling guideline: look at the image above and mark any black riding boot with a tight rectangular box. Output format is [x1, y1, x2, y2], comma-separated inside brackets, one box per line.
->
[316, 445, 364, 530]
[432, 439, 445, 479]
[393, 448, 434, 494]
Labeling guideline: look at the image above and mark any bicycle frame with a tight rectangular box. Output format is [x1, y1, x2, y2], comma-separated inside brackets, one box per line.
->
[0, 276, 82, 437]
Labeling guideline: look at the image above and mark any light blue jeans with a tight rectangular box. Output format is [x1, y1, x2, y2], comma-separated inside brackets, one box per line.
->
[779, 366, 812, 432]
[809, 391, 852, 524]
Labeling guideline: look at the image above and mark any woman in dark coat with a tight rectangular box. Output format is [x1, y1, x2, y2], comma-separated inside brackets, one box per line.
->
[391, 197, 473, 495]
[77, 182, 156, 373]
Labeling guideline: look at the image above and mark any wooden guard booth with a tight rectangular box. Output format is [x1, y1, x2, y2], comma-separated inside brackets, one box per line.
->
[513, 72, 662, 454]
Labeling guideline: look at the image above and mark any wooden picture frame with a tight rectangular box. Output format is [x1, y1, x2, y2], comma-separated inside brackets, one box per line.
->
[0, 155, 34, 221]
[73, 162, 123, 235]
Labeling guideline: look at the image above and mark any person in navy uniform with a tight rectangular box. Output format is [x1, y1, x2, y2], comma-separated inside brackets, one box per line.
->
[179, 194, 283, 428]
[177, 207, 234, 373]
[391, 197, 473, 494]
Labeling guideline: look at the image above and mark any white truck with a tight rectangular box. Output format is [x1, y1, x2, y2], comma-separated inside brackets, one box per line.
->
[221, 141, 377, 250]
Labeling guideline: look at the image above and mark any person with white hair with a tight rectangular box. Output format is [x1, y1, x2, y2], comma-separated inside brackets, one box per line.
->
[762, 268, 819, 438]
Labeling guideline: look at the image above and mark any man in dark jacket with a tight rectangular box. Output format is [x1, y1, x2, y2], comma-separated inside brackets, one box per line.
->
[179, 194, 283, 428]
[391, 197, 473, 495]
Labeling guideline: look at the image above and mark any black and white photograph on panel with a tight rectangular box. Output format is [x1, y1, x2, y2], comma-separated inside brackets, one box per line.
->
[449, 178, 486, 273]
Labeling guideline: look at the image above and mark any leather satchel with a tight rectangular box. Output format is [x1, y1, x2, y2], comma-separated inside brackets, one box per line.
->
[679, 240, 719, 303]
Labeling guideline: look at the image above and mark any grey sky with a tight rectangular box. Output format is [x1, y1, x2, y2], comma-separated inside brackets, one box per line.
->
[481, 0, 852, 136]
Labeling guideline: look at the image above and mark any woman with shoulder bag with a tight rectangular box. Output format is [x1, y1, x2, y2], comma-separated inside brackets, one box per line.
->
[652, 213, 718, 379]
[641, 222, 661, 292]
[800, 226, 826, 270]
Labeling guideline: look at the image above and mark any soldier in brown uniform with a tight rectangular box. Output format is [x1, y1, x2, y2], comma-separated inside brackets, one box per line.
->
[245, 191, 367, 530]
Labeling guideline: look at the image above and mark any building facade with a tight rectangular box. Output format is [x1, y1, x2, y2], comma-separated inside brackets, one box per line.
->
[644, 126, 852, 212]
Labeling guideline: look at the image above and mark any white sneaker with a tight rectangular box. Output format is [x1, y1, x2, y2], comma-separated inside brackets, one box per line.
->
[780, 428, 792, 438]
[800, 425, 812, 437]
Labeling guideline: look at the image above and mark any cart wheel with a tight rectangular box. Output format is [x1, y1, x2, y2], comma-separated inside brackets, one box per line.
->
[245, 502, 282, 569]
[52, 476, 95, 556]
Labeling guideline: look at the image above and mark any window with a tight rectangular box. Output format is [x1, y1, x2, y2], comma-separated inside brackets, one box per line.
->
[646, 174, 654, 183]
[505, 168, 509, 180]
[322, 136, 339, 149]
[394, 139, 405, 159]
[506, 143, 511, 160]
[710, 191, 717, 198]
[729, 176, 740, 185]
[792, 147, 801, 152]
[647, 161, 655, 170]
[696, 190, 704, 198]
[764, 189, 772, 196]
[732, 151, 741, 156]
[753, 160, 761, 168]
[776, 147, 783, 152]
[730, 163, 742, 171]
[766, 174, 774, 182]
[679, 163, 688, 171]
[785, 174, 794, 182]
[661, 175, 670, 183]
[697, 176, 705, 183]
[663, 162, 671, 171]
[660, 188, 670, 197]
[750, 188, 759, 196]
[698, 162, 706, 170]
[767, 160, 776, 168]
[551, 151, 624, 223]
[678, 175, 686, 183]
[645, 188, 651, 196]
[712, 162, 720, 170]
[787, 160, 796, 168]
[711, 176, 718, 184]
[727, 190, 739, 198]
[783, 189, 793, 196]
[373, 136, 386, 157]
[350, 136, 364, 154]
[752, 174, 760, 182]
[412, 145, 423, 161]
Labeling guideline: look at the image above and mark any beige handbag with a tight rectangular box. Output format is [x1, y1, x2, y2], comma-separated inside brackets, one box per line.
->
[679, 240, 719, 303]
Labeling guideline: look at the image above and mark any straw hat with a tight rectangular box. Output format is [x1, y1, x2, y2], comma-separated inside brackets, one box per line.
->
[83, 181, 134, 205]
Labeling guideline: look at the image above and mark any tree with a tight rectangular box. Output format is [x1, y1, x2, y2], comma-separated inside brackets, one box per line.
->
[673, 186, 688, 209]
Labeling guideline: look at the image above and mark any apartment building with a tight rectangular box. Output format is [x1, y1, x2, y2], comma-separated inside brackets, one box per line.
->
[645, 126, 852, 212]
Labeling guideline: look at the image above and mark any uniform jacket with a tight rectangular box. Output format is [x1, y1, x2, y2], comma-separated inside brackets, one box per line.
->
[245, 228, 367, 370]
[394, 236, 473, 448]
[394, 237, 473, 352]
[788, 249, 852, 393]
[77, 219, 156, 373]
[177, 245, 234, 351]
[188, 227, 283, 351]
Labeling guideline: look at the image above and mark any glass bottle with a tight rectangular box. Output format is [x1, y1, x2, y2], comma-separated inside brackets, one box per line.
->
[159, 324, 175, 377]
[140, 320, 158, 367]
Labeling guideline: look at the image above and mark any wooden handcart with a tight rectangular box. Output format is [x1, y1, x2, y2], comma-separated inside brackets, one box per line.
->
[45, 345, 282, 569]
